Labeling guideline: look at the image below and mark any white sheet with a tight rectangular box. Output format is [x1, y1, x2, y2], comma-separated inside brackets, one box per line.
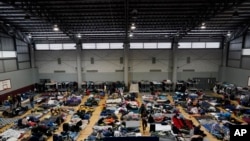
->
[0, 129, 26, 140]
[129, 83, 139, 93]
[125, 120, 140, 128]
[93, 125, 112, 130]
[106, 98, 122, 104]
[155, 124, 171, 131]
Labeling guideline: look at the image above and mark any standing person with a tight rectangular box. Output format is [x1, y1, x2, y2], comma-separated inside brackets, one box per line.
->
[12, 95, 17, 109]
[30, 95, 34, 109]
[139, 103, 146, 115]
[16, 94, 22, 107]
[7, 96, 13, 111]
[148, 113, 155, 132]
[141, 112, 148, 133]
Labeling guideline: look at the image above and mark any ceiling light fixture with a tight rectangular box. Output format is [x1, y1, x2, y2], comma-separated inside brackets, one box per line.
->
[53, 24, 59, 31]
[28, 33, 32, 38]
[176, 32, 179, 37]
[77, 33, 81, 38]
[227, 31, 231, 37]
[129, 33, 133, 37]
[201, 23, 206, 29]
[131, 23, 136, 30]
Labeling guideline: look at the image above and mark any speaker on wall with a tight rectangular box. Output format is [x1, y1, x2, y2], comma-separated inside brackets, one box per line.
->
[152, 57, 156, 64]
[57, 58, 61, 64]
[187, 57, 190, 64]
[91, 57, 94, 64]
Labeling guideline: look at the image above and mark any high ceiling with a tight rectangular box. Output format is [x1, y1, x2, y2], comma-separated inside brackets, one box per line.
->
[0, 0, 250, 44]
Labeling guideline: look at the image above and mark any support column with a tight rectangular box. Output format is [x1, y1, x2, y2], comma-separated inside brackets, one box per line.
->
[123, 0, 129, 88]
[123, 42, 129, 87]
[29, 44, 35, 68]
[76, 43, 82, 90]
[222, 41, 228, 67]
[29, 44, 37, 83]
[219, 41, 228, 81]
[172, 41, 178, 90]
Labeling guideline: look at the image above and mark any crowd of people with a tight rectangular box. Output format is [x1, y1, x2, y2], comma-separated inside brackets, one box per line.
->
[5, 93, 35, 111]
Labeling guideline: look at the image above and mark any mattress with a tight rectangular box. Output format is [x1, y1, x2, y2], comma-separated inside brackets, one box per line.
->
[0, 106, 9, 111]
[125, 120, 140, 128]
[93, 125, 112, 130]
[0, 129, 26, 140]
[155, 124, 171, 131]
[106, 98, 122, 104]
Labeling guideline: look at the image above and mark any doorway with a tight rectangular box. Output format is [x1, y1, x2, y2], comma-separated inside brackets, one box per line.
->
[193, 77, 216, 90]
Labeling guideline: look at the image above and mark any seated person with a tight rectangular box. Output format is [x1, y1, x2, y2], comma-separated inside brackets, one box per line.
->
[218, 111, 231, 120]
[96, 130, 104, 140]
[190, 135, 203, 141]
[189, 106, 199, 114]
[103, 128, 114, 137]
[171, 122, 190, 135]
[172, 122, 181, 135]
[199, 108, 206, 115]
[193, 124, 206, 137]
[22, 117, 37, 127]
[211, 121, 225, 139]
[30, 128, 47, 141]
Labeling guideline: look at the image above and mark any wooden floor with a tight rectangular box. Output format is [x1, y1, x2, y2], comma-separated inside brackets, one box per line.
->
[0, 92, 232, 141]
[167, 95, 219, 141]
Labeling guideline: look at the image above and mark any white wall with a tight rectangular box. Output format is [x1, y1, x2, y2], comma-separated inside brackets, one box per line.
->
[35, 49, 222, 82]
[219, 66, 250, 87]
[82, 50, 124, 72]
[176, 49, 221, 80]
[0, 68, 38, 95]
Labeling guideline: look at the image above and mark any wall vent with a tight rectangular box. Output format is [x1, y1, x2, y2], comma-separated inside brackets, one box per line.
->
[183, 69, 195, 72]
[54, 70, 66, 73]
[150, 69, 162, 72]
[91, 57, 94, 64]
[120, 57, 123, 64]
[152, 57, 156, 64]
[86, 70, 98, 72]
[115, 70, 124, 72]
[187, 57, 190, 64]
[57, 58, 61, 64]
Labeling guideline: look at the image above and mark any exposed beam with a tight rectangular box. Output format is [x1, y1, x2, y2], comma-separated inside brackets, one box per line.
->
[177, 0, 247, 41]
[0, 19, 31, 44]
[228, 21, 250, 41]
[1, 0, 81, 44]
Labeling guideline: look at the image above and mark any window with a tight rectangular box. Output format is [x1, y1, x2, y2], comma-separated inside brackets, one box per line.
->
[36, 44, 49, 50]
[50, 44, 63, 50]
[206, 42, 220, 48]
[96, 43, 109, 49]
[192, 42, 205, 48]
[0, 51, 16, 58]
[179, 42, 192, 48]
[178, 42, 220, 49]
[130, 42, 171, 49]
[144, 43, 157, 49]
[110, 43, 123, 49]
[82, 43, 96, 49]
[242, 49, 250, 55]
[63, 44, 76, 50]
[36, 43, 76, 50]
[158, 43, 171, 49]
[130, 43, 143, 49]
